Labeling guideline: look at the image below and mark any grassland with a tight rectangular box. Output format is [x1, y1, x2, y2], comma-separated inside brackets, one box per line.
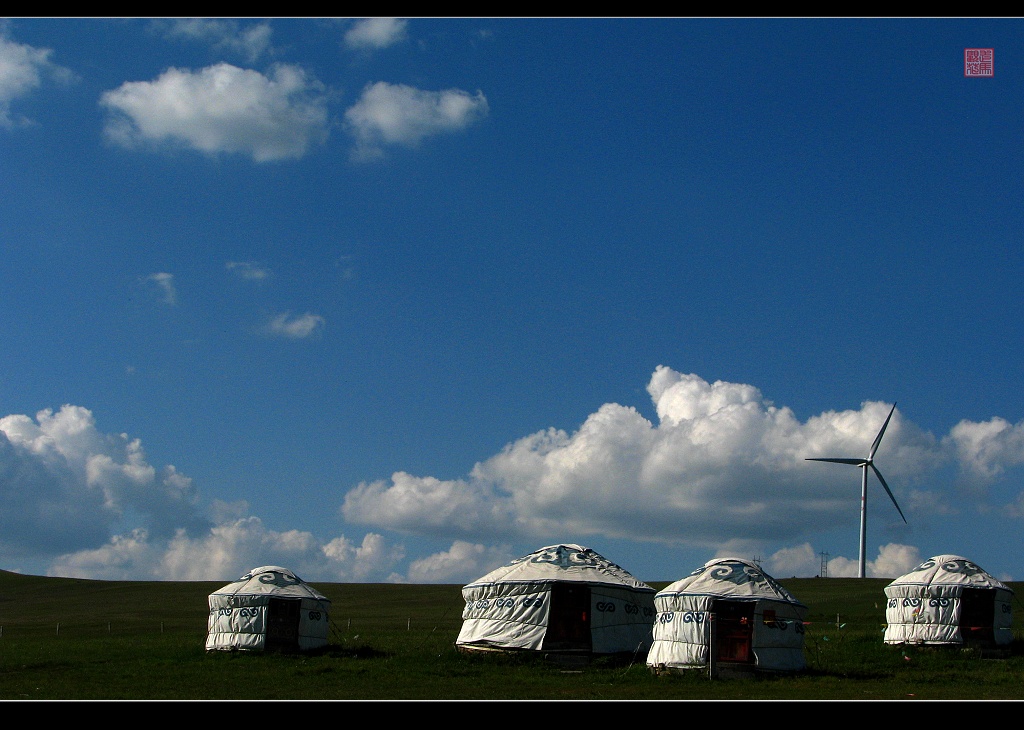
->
[1, 569, 1023, 700]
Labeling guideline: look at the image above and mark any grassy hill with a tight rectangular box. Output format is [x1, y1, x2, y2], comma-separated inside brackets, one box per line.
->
[2, 570, 1023, 700]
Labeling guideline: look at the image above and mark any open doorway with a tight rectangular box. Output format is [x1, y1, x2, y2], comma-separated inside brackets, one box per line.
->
[264, 597, 302, 652]
[712, 599, 755, 663]
[543, 582, 592, 652]
[959, 588, 996, 645]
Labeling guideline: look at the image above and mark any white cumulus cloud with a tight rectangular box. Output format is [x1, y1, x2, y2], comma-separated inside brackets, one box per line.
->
[342, 471, 516, 537]
[8, 366, 1024, 583]
[344, 81, 488, 160]
[406, 540, 514, 584]
[0, 405, 207, 563]
[764, 542, 819, 578]
[322, 532, 406, 583]
[0, 404, 438, 583]
[48, 518, 406, 583]
[100, 62, 329, 162]
[868, 543, 922, 579]
[155, 18, 274, 62]
[812, 543, 921, 579]
[0, 30, 73, 128]
[945, 417, 1024, 483]
[341, 366, 989, 562]
[344, 18, 408, 50]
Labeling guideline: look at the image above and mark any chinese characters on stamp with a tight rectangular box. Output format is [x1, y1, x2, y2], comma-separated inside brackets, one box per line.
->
[964, 49, 994, 77]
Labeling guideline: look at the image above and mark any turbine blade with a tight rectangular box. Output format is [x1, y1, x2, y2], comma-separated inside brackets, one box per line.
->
[806, 458, 865, 465]
[871, 464, 907, 524]
[869, 402, 897, 460]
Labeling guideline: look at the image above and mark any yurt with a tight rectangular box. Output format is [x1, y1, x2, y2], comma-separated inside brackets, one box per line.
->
[206, 565, 332, 652]
[456, 544, 657, 656]
[646, 557, 808, 674]
[884, 554, 1014, 648]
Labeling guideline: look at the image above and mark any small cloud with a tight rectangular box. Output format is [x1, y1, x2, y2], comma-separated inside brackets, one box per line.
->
[0, 30, 75, 129]
[406, 541, 514, 583]
[344, 81, 489, 161]
[766, 542, 818, 577]
[869, 543, 921, 579]
[267, 312, 324, 339]
[154, 19, 274, 63]
[226, 261, 271, 281]
[145, 272, 177, 306]
[945, 417, 1024, 484]
[99, 63, 329, 162]
[344, 18, 408, 51]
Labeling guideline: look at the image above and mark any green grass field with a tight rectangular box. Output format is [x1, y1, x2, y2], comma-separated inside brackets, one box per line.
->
[2, 569, 1023, 700]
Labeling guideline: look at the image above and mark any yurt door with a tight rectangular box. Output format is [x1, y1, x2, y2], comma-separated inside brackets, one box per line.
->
[711, 599, 755, 663]
[959, 588, 996, 644]
[265, 597, 302, 652]
[543, 583, 592, 652]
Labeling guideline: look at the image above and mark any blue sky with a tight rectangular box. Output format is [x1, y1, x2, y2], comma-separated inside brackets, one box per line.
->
[2, 17, 1024, 586]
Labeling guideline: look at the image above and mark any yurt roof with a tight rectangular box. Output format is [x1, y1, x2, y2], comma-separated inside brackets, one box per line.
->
[464, 544, 654, 591]
[886, 555, 1011, 592]
[658, 557, 805, 605]
[210, 565, 329, 600]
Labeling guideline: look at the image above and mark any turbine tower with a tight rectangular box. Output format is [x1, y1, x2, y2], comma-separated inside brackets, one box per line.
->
[806, 402, 907, 578]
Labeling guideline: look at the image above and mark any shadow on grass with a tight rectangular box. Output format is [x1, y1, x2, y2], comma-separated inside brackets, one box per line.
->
[798, 665, 893, 680]
[1006, 639, 1024, 657]
[891, 639, 1024, 661]
[455, 647, 649, 672]
[308, 643, 390, 660]
[230, 643, 391, 660]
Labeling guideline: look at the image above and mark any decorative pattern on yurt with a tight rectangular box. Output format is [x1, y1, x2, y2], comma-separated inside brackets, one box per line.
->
[647, 557, 808, 673]
[206, 566, 332, 652]
[456, 544, 657, 655]
[884, 555, 1013, 647]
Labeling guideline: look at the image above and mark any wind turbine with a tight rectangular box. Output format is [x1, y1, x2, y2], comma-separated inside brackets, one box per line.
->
[806, 402, 907, 579]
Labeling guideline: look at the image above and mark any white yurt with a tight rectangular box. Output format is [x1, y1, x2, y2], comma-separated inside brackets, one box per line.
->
[206, 565, 332, 652]
[456, 544, 657, 656]
[884, 554, 1014, 647]
[646, 557, 808, 674]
